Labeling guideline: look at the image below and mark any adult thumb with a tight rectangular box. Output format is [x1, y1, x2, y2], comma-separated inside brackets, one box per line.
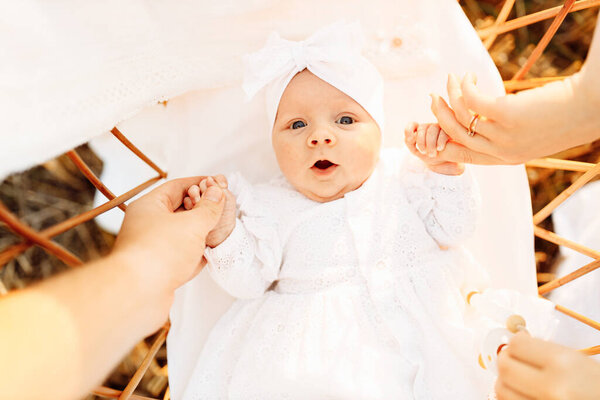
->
[190, 184, 225, 235]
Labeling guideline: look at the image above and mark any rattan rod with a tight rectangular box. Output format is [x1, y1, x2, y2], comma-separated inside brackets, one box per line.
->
[504, 76, 566, 93]
[538, 258, 600, 295]
[555, 303, 600, 331]
[0, 202, 83, 267]
[534, 226, 600, 259]
[580, 345, 600, 356]
[93, 386, 158, 400]
[484, 0, 516, 50]
[0, 176, 161, 269]
[478, 0, 600, 39]
[512, 0, 577, 80]
[525, 157, 595, 172]
[66, 150, 126, 212]
[533, 161, 600, 225]
[111, 128, 167, 179]
[119, 322, 170, 400]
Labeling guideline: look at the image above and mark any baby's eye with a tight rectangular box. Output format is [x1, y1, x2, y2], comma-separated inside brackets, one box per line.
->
[336, 116, 354, 125]
[291, 120, 306, 129]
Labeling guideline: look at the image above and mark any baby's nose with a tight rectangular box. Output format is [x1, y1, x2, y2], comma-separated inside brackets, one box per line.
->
[307, 130, 336, 147]
[310, 138, 332, 145]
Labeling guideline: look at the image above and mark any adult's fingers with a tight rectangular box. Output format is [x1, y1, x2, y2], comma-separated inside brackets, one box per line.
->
[447, 74, 497, 138]
[430, 94, 495, 154]
[494, 381, 536, 400]
[188, 184, 225, 238]
[427, 162, 464, 176]
[148, 176, 207, 211]
[447, 73, 475, 129]
[506, 332, 559, 369]
[497, 350, 544, 398]
[436, 141, 506, 165]
[461, 73, 505, 121]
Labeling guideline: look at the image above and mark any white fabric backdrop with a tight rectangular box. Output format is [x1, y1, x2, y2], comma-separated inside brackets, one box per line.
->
[549, 181, 600, 359]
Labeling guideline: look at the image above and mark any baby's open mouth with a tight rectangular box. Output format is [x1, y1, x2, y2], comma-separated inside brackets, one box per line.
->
[313, 160, 336, 170]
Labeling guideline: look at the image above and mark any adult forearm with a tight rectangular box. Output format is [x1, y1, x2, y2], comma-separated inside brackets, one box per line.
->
[428, 19, 600, 167]
[553, 19, 600, 151]
[0, 251, 172, 400]
[579, 18, 600, 107]
[530, 73, 600, 154]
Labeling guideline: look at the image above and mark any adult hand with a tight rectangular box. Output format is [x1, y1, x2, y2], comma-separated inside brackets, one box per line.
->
[0, 177, 225, 400]
[428, 20, 600, 166]
[113, 176, 225, 294]
[427, 71, 600, 166]
[496, 332, 600, 400]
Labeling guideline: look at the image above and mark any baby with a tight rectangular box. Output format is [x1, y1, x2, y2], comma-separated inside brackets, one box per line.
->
[180, 23, 489, 399]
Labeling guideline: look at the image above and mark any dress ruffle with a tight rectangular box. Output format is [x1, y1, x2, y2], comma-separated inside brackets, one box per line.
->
[399, 153, 481, 247]
[205, 172, 282, 298]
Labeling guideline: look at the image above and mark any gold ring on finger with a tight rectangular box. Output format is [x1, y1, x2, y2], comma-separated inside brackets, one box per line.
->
[467, 113, 480, 137]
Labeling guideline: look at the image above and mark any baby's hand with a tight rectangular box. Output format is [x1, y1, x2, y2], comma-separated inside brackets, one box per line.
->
[184, 175, 237, 247]
[404, 122, 464, 175]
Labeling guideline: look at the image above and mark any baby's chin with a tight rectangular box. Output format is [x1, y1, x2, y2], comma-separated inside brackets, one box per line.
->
[295, 181, 360, 203]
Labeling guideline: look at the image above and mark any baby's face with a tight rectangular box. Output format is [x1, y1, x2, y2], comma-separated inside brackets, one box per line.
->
[272, 70, 381, 203]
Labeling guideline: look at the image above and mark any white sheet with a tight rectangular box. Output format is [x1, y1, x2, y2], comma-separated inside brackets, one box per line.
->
[548, 181, 600, 357]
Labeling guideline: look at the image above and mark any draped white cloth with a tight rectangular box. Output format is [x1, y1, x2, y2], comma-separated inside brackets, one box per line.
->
[0, 1, 540, 398]
[548, 181, 600, 359]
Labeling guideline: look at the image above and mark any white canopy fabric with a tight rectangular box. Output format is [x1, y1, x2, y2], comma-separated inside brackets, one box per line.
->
[1, 1, 539, 398]
[549, 181, 600, 358]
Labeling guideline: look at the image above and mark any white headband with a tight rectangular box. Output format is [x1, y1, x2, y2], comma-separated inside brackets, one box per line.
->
[243, 21, 385, 132]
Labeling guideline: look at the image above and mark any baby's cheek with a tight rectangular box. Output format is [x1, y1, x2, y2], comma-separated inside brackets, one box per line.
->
[352, 135, 381, 170]
[274, 141, 304, 179]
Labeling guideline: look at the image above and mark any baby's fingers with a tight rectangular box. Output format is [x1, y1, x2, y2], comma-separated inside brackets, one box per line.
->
[416, 124, 427, 155]
[213, 174, 228, 189]
[199, 178, 209, 194]
[404, 122, 418, 139]
[437, 130, 449, 152]
[187, 185, 201, 203]
[425, 124, 440, 157]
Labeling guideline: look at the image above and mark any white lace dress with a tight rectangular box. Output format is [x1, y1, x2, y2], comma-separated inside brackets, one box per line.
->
[181, 148, 491, 399]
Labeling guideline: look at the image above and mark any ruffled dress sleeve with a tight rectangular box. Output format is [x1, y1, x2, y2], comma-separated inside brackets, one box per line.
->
[204, 172, 282, 299]
[400, 155, 481, 247]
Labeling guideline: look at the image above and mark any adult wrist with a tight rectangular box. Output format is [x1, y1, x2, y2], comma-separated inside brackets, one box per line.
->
[108, 248, 174, 323]
[568, 71, 600, 144]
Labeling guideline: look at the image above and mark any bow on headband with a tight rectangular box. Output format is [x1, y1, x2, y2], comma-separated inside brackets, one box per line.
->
[242, 21, 385, 131]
